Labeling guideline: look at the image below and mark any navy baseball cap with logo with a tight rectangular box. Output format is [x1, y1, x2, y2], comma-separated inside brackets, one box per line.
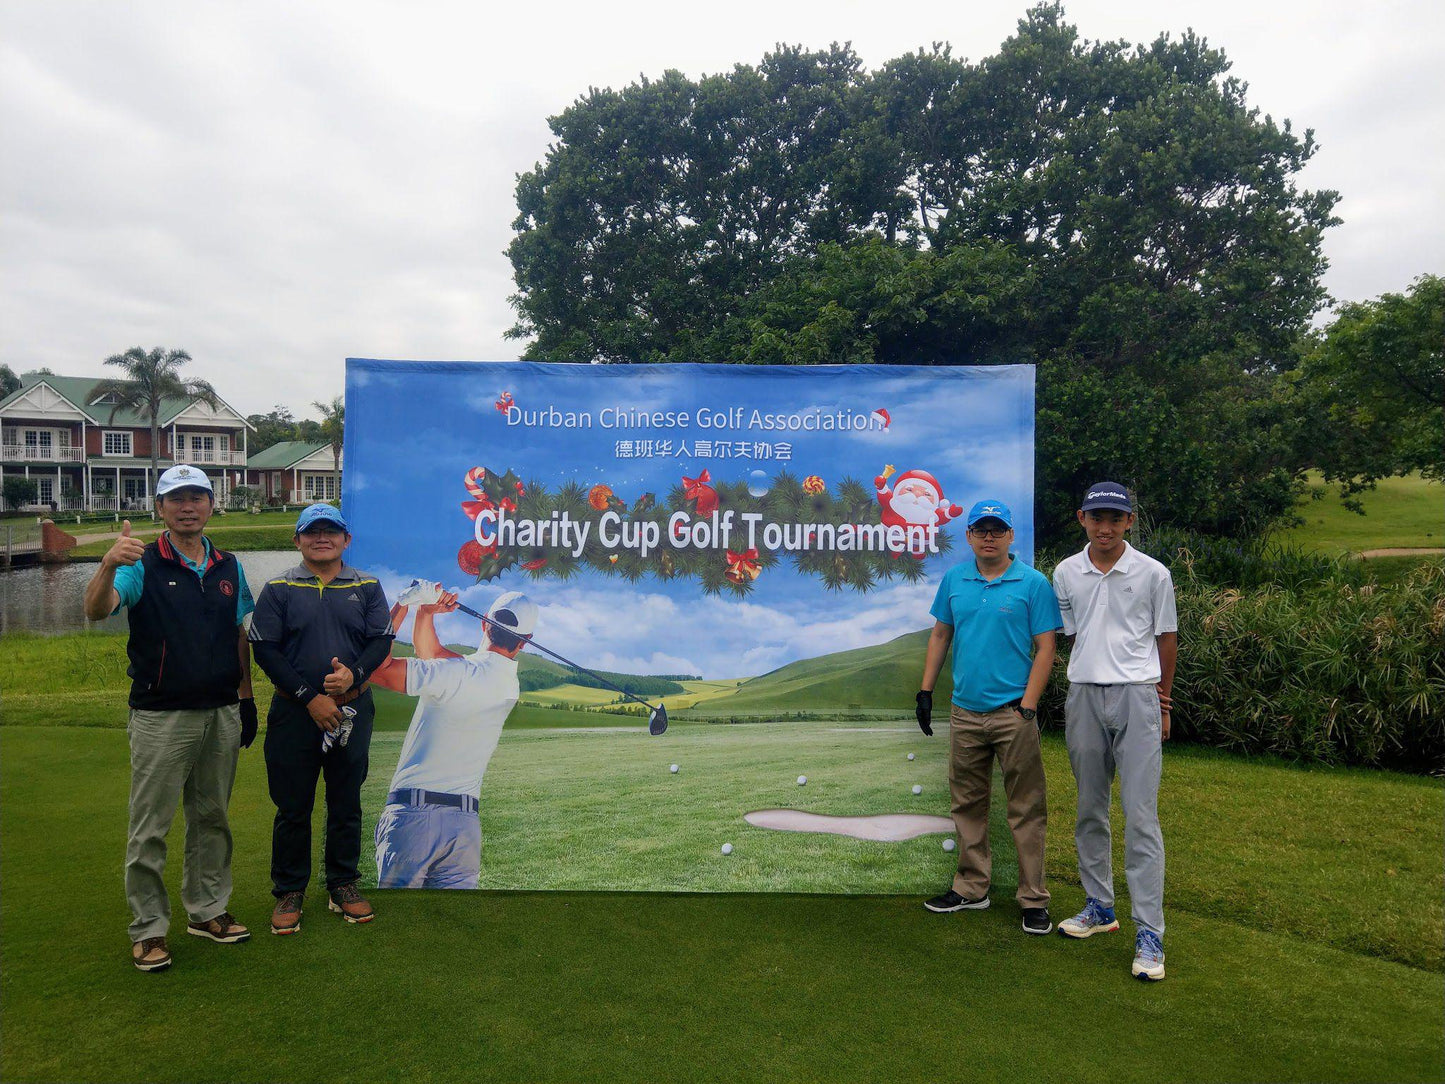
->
[966, 499, 1013, 528]
[295, 503, 349, 534]
[1080, 481, 1133, 513]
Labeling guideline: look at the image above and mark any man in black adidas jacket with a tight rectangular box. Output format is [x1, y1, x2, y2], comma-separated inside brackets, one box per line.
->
[83, 464, 258, 973]
[249, 503, 392, 935]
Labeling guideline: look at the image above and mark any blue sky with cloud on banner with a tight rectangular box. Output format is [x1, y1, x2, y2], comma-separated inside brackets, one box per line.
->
[346, 360, 1032, 678]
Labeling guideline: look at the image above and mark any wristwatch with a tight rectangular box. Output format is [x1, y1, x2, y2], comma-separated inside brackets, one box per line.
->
[1017, 706, 1037, 722]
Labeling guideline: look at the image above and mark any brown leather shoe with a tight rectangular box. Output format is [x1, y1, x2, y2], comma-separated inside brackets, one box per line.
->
[187, 911, 251, 943]
[271, 891, 304, 935]
[132, 936, 172, 972]
[327, 882, 374, 924]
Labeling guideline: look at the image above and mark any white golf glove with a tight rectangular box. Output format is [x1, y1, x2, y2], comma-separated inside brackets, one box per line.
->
[396, 579, 443, 607]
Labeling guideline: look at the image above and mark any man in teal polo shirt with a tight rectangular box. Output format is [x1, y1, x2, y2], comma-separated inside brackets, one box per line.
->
[915, 499, 1062, 935]
[83, 464, 258, 972]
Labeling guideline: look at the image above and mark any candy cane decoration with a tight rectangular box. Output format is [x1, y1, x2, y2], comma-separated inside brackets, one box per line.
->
[464, 466, 487, 499]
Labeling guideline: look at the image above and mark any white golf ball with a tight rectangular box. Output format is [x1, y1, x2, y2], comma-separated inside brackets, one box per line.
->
[669, 764, 679, 774]
[721, 843, 733, 856]
[943, 838, 956, 852]
[907, 752, 916, 761]
[912, 784, 923, 795]
[797, 775, 808, 786]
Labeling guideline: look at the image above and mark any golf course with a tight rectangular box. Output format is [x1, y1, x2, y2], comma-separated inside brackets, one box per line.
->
[3, 628, 1443, 1081]
[2, 479, 1441, 1082]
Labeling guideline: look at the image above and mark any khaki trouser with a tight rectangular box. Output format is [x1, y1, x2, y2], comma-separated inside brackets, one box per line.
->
[949, 704, 1049, 907]
[125, 705, 241, 941]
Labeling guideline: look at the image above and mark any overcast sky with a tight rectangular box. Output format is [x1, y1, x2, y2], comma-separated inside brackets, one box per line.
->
[2, 0, 1441, 418]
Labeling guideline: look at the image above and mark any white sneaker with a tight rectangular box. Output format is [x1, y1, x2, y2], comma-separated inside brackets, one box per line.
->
[1058, 898, 1120, 938]
[1131, 929, 1166, 981]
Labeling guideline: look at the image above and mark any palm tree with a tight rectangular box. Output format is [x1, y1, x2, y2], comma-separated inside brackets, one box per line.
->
[313, 395, 344, 502]
[91, 347, 220, 500]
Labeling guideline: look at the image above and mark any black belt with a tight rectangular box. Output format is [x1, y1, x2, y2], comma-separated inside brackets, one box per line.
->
[386, 788, 478, 814]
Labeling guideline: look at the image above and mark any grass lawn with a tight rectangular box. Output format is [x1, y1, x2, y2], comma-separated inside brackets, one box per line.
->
[4, 632, 1442, 1082]
[68, 521, 300, 556]
[1278, 472, 1444, 554]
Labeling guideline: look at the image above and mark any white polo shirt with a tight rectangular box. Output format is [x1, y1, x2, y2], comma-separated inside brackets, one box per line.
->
[1052, 542, 1177, 684]
[387, 650, 520, 798]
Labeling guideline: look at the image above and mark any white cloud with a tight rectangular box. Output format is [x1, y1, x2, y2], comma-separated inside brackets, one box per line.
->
[2, 0, 1439, 413]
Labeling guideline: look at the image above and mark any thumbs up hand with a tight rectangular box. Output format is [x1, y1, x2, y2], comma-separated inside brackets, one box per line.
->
[322, 655, 355, 695]
[102, 520, 146, 570]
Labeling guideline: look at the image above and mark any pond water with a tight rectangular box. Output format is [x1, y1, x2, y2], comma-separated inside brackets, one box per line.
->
[0, 552, 298, 635]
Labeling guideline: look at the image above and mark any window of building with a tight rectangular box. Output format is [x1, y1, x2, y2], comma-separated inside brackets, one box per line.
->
[103, 431, 132, 456]
[303, 474, 338, 500]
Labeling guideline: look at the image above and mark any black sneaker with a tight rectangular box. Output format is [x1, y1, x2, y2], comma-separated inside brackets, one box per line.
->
[1022, 907, 1053, 935]
[924, 889, 991, 913]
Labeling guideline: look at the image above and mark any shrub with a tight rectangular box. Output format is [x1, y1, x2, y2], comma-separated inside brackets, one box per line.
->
[1043, 562, 1445, 771]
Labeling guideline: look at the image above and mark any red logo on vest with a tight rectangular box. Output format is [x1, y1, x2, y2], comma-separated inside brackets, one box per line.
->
[219, 580, 235, 597]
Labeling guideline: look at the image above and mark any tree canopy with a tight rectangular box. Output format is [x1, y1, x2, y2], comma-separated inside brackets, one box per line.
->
[1290, 274, 1444, 504]
[508, 4, 1343, 541]
[92, 347, 219, 495]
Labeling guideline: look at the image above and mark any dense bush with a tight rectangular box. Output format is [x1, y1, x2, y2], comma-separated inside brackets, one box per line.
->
[1132, 528, 1365, 591]
[1042, 562, 1445, 772]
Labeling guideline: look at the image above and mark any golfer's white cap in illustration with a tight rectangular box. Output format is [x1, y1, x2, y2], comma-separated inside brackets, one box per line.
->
[486, 591, 538, 638]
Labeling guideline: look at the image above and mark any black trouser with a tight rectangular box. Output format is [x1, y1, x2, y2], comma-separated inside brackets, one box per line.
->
[263, 691, 373, 897]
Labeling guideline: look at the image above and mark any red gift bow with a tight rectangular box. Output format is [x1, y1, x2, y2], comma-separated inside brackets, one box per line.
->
[725, 547, 761, 583]
[683, 469, 718, 516]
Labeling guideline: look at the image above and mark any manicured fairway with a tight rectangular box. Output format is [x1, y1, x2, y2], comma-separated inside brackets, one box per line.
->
[355, 719, 1444, 972]
[1278, 472, 1443, 554]
[1, 728, 1442, 1083]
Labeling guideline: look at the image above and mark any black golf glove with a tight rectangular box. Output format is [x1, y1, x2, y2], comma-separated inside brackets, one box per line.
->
[915, 690, 933, 736]
[239, 698, 259, 749]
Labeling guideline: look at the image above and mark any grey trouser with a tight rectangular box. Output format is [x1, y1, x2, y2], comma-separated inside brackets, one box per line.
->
[375, 803, 482, 889]
[125, 705, 241, 941]
[949, 704, 1049, 908]
[1064, 683, 1164, 936]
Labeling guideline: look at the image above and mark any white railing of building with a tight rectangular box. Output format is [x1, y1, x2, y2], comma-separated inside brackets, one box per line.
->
[1, 444, 86, 462]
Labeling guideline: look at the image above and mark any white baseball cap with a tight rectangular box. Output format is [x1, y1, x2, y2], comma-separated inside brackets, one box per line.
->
[156, 464, 214, 498]
[486, 591, 537, 638]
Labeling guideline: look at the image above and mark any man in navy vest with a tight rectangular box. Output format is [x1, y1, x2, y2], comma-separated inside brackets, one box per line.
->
[83, 464, 258, 973]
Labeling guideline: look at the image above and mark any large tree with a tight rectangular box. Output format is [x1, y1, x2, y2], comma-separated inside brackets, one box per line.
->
[91, 347, 219, 499]
[1289, 274, 1444, 505]
[508, 4, 1339, 541]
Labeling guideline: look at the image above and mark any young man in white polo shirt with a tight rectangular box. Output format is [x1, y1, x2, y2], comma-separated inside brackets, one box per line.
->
[368, 587, 535, 889]
[1051, 481, 1178, 980]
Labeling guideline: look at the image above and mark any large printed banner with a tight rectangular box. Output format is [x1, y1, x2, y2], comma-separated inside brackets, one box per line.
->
[344, 360, 1034, 893]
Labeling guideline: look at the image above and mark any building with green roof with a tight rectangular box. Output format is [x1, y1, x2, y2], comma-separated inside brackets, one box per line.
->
[243, 440, 343, 503]
[1, 370, 254, 511]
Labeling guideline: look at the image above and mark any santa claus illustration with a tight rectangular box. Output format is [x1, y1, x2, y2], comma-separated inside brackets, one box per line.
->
[874, 465, 963, 555]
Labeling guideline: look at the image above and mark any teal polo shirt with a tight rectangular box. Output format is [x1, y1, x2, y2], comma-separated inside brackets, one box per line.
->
[929, 555, 1063, 712]
[112, 534, 255, 625]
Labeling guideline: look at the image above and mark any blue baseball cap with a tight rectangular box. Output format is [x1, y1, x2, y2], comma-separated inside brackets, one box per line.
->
[295, 503, 349, 534]
[966, 499, 1013, 528]
[1080, 481, 1133, 513]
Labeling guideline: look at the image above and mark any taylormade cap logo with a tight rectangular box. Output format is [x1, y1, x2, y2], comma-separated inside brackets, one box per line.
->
[1080, 481, 1133, 512]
